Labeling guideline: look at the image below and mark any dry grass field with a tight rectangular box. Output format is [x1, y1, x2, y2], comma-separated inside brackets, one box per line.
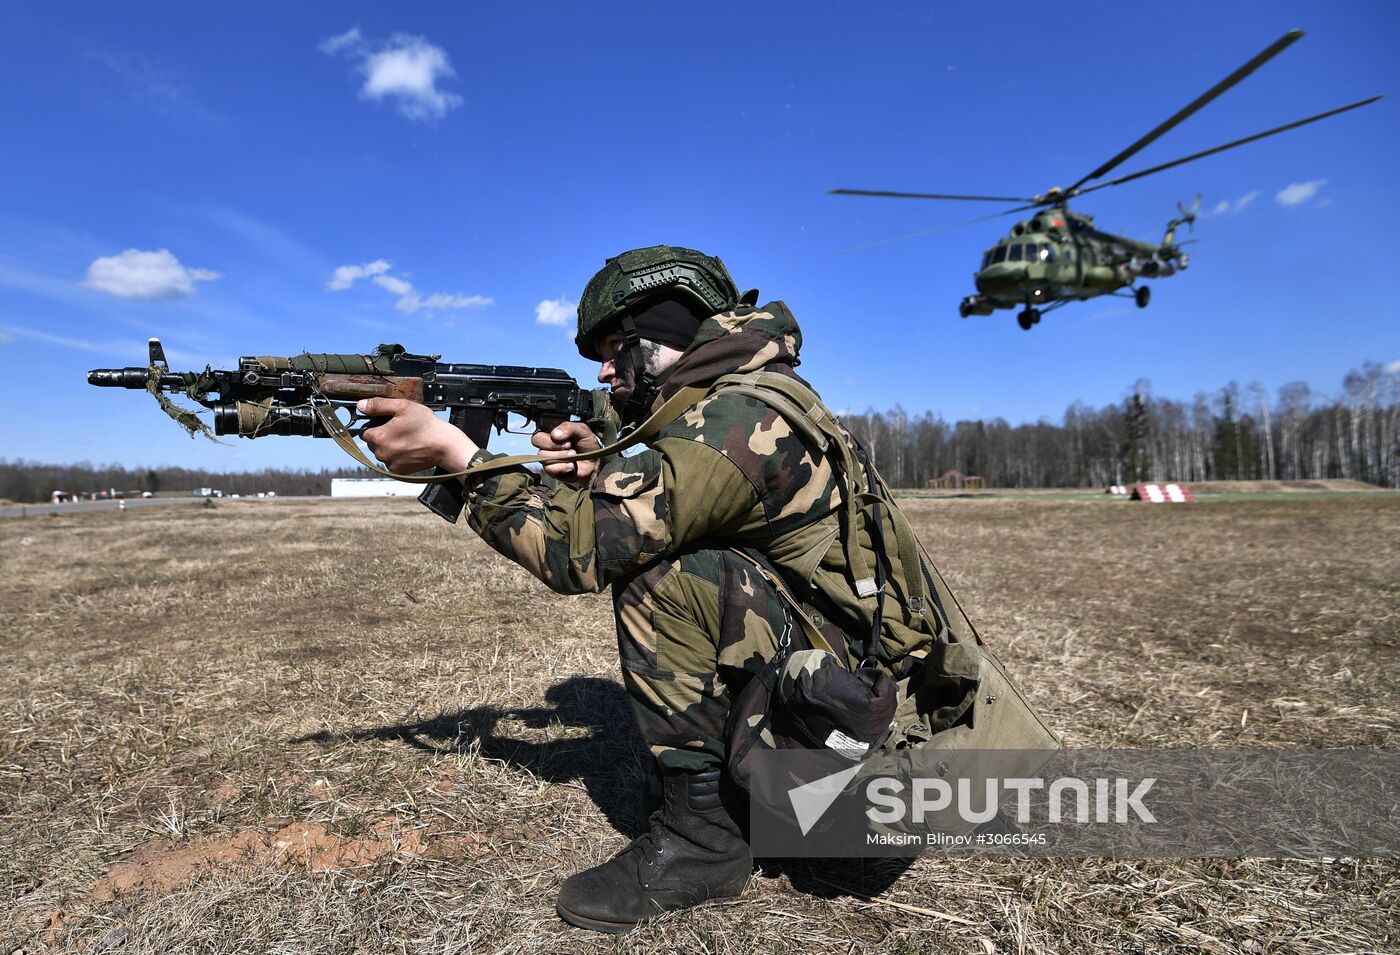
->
[2, 493, 1398, 953]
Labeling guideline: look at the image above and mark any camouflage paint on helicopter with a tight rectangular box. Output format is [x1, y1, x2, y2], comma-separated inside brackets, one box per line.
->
[960, 197, 1198, 329]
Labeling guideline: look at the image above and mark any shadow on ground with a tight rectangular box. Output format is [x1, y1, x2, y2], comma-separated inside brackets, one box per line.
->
[292, 675, 651, 836]
[294, 674, 915, 900]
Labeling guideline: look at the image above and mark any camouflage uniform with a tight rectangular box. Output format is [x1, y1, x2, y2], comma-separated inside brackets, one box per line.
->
[466, 302, 945, 774]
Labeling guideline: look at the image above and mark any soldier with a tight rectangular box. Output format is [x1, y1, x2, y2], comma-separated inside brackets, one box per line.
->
[358, 246, 965, 932]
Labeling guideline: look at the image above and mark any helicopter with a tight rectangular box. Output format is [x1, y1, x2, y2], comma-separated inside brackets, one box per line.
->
[831, 30, 1381, 331]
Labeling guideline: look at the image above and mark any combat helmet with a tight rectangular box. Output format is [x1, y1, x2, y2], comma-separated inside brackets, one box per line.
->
[575, 245, 740, 361]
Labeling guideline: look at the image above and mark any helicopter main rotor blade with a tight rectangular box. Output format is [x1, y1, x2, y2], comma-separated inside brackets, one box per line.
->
[830, 205, 1037, 255]
[1073, 95, 1383, 197]
[1063, 30, 1304, 196]
[828, 188, 1036, 202]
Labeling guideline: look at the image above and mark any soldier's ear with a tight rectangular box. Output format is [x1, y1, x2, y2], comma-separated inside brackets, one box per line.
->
[739, 288, 759, 306]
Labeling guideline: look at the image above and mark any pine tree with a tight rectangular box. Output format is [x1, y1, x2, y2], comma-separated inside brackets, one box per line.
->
[1119, 392, 1152, 483]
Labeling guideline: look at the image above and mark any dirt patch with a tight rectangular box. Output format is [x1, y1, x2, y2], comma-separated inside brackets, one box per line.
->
[89, 819, 479, 901]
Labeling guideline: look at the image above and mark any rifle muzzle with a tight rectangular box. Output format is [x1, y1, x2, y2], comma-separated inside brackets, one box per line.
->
[88, 368, 151, 389]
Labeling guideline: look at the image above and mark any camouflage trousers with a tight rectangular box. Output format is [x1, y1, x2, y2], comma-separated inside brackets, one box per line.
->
[612, 548, 787, 774]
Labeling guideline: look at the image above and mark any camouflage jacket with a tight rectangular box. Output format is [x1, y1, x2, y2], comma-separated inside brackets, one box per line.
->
[465, 302, 945, 666]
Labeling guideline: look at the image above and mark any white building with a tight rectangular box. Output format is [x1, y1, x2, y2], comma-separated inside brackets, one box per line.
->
[330, 478, 419, 498]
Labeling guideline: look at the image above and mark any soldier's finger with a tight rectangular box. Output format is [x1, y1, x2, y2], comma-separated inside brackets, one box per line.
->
[357, 397, 409, 417]
[532, 430, 569, 452]
[551, 421, 594, 444]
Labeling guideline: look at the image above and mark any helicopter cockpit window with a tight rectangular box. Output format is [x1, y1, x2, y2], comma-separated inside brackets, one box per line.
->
[992, 245, 1007, 264]
[982, 251, 992, 269]
[1009, 244, 1023, 262]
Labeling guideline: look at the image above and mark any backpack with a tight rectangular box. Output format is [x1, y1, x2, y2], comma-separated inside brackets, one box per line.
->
[710, 372, 1060, 798]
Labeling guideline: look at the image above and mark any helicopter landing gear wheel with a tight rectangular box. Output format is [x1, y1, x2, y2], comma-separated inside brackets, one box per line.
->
[1135, 286, 1151, 309]
[1018, 307, 1040, 331]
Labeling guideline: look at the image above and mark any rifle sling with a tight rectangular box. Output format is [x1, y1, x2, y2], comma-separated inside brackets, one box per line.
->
[312, 385, 713, 484]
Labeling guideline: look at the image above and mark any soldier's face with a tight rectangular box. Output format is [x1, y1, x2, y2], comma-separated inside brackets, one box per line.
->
[596, 333, 635, 403]
[597, 332, 685, 407]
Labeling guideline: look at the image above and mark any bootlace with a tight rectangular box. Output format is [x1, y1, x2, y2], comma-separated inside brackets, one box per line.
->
[633, 808, 666, 869]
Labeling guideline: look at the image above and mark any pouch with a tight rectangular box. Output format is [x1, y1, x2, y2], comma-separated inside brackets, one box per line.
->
[726, 646, 897, 792]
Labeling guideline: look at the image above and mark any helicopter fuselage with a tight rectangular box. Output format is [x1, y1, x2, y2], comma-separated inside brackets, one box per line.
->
[959, 206, 1186, 323]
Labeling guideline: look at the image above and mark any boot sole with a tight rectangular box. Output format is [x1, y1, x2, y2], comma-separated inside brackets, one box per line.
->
[555, 900, 639, 934]
[556, 885, 748, 934]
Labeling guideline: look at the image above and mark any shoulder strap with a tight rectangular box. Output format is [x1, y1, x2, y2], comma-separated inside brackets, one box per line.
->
[709, 372, 935, 659]
[711, 372, 877, 591]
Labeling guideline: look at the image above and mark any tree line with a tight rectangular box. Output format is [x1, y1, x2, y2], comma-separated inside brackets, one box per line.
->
[5, 361, 1397, 500]
[0, 461, 375, 503]
[843, 361, 1398, 489]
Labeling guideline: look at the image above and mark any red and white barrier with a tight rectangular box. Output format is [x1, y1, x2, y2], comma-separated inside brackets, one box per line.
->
[1130, 483, 1193, 503]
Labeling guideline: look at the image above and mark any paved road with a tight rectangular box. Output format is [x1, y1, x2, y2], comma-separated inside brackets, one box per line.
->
[0, 497, 288, 519]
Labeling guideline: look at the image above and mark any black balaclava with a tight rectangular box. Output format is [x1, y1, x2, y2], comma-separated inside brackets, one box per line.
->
[628, 296, 710, 350]
[615, 295, 712, 422]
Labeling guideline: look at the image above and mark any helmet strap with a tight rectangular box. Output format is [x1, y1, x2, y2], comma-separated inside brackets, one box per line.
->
[617, 314, 657, 422]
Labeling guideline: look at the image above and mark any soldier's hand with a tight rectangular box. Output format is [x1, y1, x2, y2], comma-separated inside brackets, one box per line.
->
[532, 421, 600, 486]
[357, 398, 479, 475]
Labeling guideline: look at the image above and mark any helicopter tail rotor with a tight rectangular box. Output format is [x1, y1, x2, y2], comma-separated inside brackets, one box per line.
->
[1164, 194, 1202, 247]
[1176, 193, 1202, 233]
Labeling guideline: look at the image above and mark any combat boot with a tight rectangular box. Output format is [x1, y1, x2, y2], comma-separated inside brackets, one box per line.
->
[556, 768, 752, 933]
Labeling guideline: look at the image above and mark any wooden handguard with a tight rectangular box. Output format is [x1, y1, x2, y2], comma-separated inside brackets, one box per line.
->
[316, 374, 426, 402]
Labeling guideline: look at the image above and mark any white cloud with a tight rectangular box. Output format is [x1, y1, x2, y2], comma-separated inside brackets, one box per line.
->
[535, 297, 577, 326]
[1386, 359, 1400, 375]
[85, 50, 221, 126]
[372, 273, 414, 296]
[319, 27, 362, 55]
[321, 29, 462, 122]
[1276, 180, 1327, 207]
[0, 330, 12, 344]
[0, 324, 204, 364]
[326, 258, 391, 291]
[328, 259, 492, 315]
[1205, 190, 1259, 217]
[392, 291, 492, 315]
[82, 248, 221, 300]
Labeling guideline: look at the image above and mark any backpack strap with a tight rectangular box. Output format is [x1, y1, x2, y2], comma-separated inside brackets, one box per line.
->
[708, 371, 933, 659]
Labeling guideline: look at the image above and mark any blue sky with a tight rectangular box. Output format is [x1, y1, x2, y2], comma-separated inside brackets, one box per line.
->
[1, 2, 1396, 471]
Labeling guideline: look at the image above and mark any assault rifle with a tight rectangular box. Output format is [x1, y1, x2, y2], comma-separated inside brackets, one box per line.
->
[88, 338, 611, 522]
